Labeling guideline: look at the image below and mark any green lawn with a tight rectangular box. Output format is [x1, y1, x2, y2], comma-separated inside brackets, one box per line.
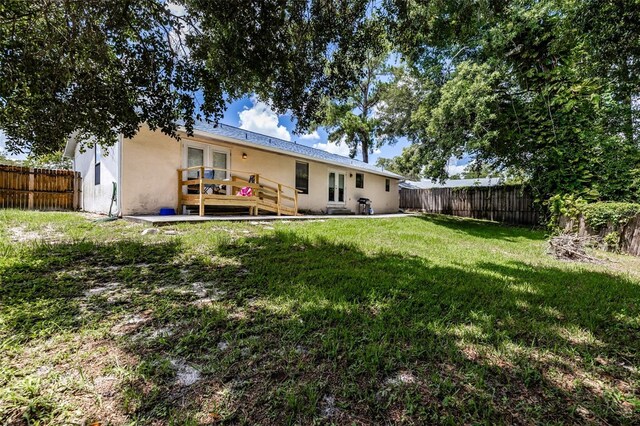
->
[1, 210, 639, 425]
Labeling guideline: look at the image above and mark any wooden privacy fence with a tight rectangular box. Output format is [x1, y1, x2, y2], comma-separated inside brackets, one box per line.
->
[400, 186, 539, 225]
[0, 165, 81, 211]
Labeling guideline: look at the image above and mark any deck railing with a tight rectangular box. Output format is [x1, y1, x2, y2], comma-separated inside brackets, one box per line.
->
[177, 166, 299, 216]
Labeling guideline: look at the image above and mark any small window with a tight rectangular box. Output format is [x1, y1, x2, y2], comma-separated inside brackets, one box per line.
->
[356, 173, 364, 189]
[95, 145, 101, 185]
[295, 161, 309, 194]
[385, 178, 390, 192]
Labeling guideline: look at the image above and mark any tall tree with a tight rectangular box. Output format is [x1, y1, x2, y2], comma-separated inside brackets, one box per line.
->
[380, 0, 640, 202]
[0, 0, 380, 155]
[375, 145, 424, 180]
[320, 30, 392, 163]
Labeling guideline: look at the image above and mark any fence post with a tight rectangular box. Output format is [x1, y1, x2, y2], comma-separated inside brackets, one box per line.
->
[28, 168, 35, 210]
[199, 166, 205, 216]
[277, 183, 282, 216]
[177, 169, 182, 214]
[73, 173, 80, 210]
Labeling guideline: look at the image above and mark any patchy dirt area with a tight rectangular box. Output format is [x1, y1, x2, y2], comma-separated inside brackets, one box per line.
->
[170, 358, 202, 387]
[7, 225, 65, 243]
[1, 337, 138, 425]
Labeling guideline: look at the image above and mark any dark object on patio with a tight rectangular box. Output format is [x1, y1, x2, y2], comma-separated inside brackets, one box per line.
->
[358, 198, 372, 215]
[159, 207, 176, 216]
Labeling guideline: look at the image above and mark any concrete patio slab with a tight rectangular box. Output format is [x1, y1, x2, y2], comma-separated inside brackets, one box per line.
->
[124, 213, 416, 226]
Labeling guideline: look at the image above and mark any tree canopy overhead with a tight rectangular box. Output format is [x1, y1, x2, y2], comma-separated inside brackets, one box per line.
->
[0, 0, 381, 154]
[378, 0, 640, 201]
[1, 0, 191, 154]
[2, 0, 639, 202]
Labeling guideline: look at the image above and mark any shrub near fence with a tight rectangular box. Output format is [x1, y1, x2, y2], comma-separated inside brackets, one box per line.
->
[556, 202, 640, 256]
[559, 214, 640, 256]
[0, 164, 81, 210]
[400, 186, 539, 226]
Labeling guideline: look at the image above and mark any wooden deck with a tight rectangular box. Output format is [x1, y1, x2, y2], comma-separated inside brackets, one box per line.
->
[177, 166, 299, 216]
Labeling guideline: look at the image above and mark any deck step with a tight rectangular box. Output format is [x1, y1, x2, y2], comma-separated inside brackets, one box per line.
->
[256, 200, 296, 215]
[326, 207, 355, 215]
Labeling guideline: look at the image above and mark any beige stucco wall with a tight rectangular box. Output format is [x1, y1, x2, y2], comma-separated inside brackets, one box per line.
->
[121, 127, 182, 215]
[120, 127, 399, 215]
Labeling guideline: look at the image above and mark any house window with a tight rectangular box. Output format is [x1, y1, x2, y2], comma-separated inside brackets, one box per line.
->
[95, 145, 101, 185]
[356, 173, 364, 189]
[385, 178, 390, 192]
[295, 161, 309, 194]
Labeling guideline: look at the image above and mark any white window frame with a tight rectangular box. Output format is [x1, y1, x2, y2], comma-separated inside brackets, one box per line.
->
[327, 169, 347, 206]
[181, 140, 231, 193]
[295, 161, 309, 195]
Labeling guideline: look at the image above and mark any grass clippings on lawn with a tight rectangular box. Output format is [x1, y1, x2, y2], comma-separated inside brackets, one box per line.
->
[0, 210, 639, 425]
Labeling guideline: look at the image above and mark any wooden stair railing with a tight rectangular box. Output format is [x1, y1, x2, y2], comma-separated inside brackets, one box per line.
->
[177, 166, 300, 216]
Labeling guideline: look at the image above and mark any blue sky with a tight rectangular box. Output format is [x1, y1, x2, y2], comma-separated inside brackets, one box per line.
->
[221, 96, 471, 175]
[0, 132, 25, 160]
[0, 96, 408, 163]
[220, 95, 411, 165]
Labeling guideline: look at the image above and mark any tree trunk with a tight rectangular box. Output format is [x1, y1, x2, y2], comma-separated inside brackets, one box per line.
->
[360, 104, 370, 163]
[361, 133, 369, 163]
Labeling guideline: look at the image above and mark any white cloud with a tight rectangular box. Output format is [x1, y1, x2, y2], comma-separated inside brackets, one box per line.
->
[167, 2, 186, 16]
[312, 137, 377, 159]
[165, 3, 191, 56]
[370, 102, 386, 120]
[238, 97, 291, 141]
[313, 140, 351, 157]
[446, 156, 468, 176]
[447, 163, 468, 176]
[299, 130, 320, 140]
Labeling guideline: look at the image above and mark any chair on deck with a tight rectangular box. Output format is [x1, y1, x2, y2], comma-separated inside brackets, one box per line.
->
[188, 169, 226, 195]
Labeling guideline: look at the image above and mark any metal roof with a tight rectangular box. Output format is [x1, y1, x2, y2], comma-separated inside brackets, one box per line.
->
[400, 177, 502, 189]
[188, 121, 403, 179]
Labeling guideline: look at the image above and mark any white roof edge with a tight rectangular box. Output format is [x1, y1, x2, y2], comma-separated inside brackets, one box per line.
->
[184, 128, 403, 179]
[63, 132, 79, 158]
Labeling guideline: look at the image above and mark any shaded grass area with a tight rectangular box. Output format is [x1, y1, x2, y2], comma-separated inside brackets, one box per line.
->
[0, 210, 639, 424]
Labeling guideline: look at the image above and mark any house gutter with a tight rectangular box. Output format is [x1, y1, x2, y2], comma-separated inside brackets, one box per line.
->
[63, 131, 79, 159]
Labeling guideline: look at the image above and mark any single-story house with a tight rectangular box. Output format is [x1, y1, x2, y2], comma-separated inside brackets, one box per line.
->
[64, 122, 402, 217]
